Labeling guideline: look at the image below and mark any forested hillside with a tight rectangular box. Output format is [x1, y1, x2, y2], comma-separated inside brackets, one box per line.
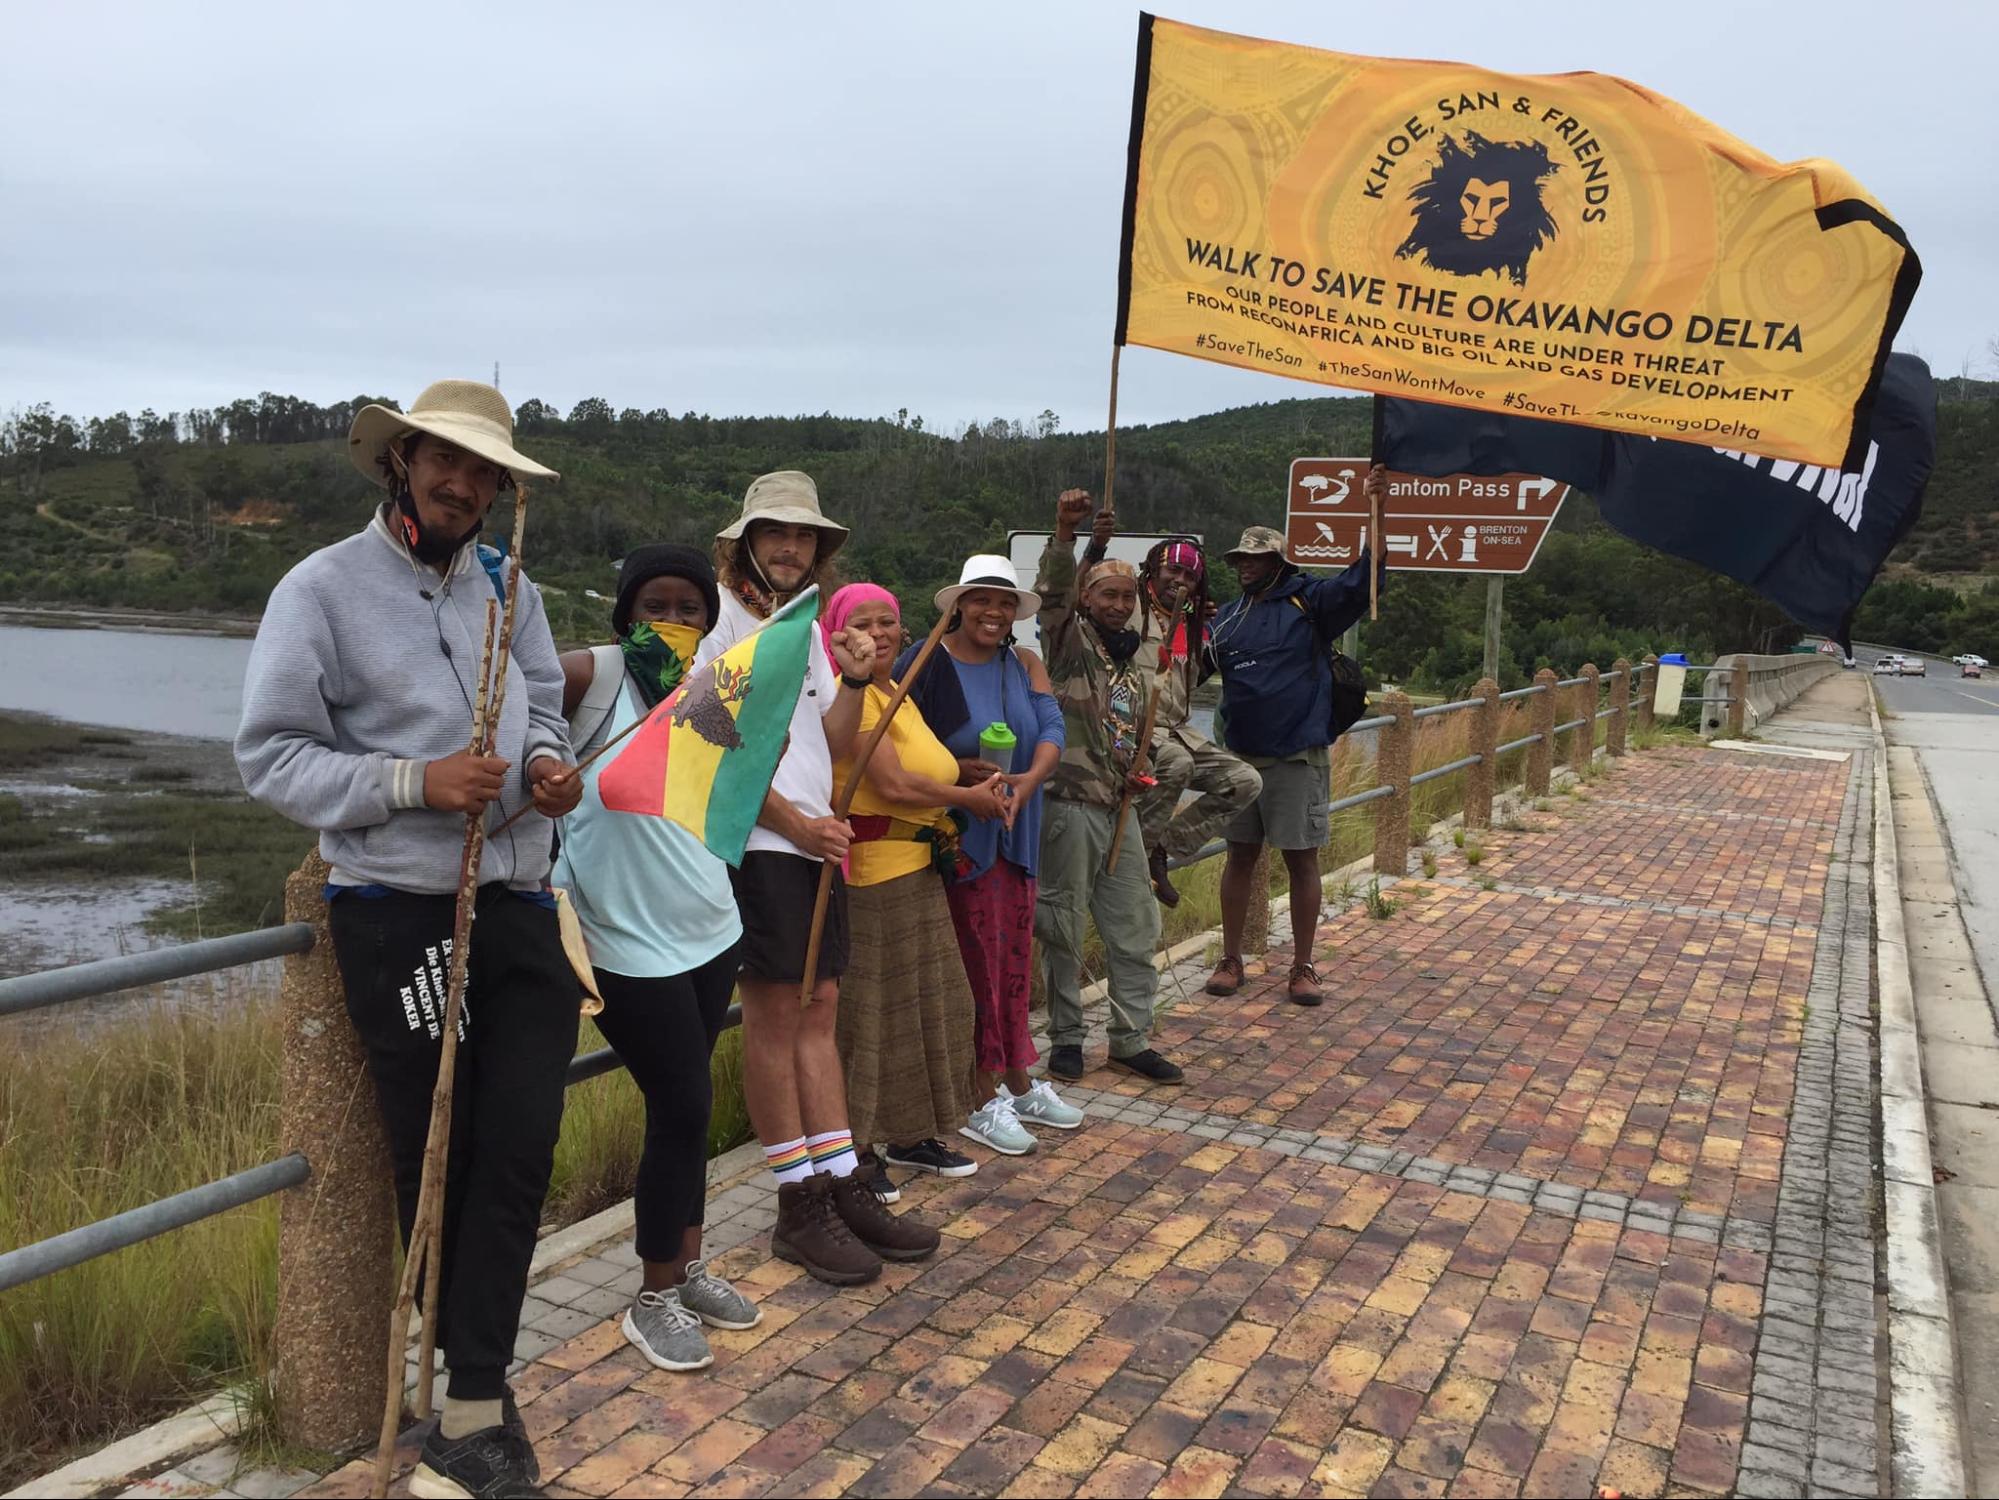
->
[2, 382, 1994, 691]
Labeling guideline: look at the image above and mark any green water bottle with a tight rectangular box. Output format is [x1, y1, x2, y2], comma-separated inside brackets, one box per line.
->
[978, 721, 1017, 769]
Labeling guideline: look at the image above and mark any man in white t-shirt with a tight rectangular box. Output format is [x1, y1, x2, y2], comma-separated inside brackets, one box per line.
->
[698, 471, 940, 1284]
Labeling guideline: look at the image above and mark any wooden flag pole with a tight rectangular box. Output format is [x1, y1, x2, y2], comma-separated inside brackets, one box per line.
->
[796, 612, 953, 1010]
[488, 701, 649, 840]
[371, 494, 529, 1498]
[1103, 343, 1123, 511]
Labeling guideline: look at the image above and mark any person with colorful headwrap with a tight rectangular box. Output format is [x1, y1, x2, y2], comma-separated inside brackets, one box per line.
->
[821, 584, 1012, 1196]
[1080, 527, 1262, 909]
[550, 543, 762, 1376]
[1031, 490, 1186, 1086]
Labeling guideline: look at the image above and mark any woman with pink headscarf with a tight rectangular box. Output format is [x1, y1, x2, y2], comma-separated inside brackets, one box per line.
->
[825, 584, 1011, 1197]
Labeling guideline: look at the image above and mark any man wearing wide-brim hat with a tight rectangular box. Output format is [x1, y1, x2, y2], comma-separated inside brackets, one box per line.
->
[1206, 469, 1388, 1009]
[236, 379, 579, 1497]
[695, 470, 942, 1286]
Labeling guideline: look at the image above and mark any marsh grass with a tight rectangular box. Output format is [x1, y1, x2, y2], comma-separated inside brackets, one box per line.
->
[0, 994, 280, 1488]
[0, 712, 313, 937]
[0, 987, 748, 1488]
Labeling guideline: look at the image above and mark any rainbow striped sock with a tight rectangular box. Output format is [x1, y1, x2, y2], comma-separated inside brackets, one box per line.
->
[807, 1130, 859, 1180]
[763, 1136, 813, 1186]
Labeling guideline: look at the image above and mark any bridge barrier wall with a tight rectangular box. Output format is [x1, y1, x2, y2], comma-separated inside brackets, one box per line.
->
[1700, 653, 1841, 738]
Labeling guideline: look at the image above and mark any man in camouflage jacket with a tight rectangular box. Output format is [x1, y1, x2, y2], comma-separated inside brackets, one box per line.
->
[1032, 488, 1184, 1086]
[1081, 526, 1262, 908]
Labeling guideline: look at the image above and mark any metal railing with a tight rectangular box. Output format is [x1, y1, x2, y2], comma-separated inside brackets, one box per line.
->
[0, 654, 1681, 1295]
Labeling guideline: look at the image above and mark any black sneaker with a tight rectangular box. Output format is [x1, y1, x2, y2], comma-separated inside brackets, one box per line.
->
[883, 1138, 979, 1178]
[500, 1391, 538, 1485]
[1047, 1044, 1085, 1080]
[411, 1419, 543, 1498]
[1109, 1049, 1185, 1085]
[857, 1150, 901, 1204]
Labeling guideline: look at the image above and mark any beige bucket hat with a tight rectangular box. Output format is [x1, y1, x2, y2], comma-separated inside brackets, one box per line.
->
[1224, 525, 1288, 561]
[716, 470, 849, 559]
[347, 379, 558, 489]
[935, 553, 1039, 621]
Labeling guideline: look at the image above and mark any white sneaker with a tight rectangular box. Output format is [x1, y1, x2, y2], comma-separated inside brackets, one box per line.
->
[1010, 1078, 1086, 1130]
[959, 1094, 1038, 1156]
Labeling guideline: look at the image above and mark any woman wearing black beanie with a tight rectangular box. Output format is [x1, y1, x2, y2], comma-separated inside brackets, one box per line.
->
[550, 544, 758, 1376]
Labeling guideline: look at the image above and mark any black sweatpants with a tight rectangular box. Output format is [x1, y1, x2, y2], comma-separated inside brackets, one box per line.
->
[328, 884, 578, 1401]
[589, 942, 742, 1264]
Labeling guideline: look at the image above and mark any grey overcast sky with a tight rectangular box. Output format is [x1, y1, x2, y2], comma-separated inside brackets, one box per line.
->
[3, 1, 1993, 433]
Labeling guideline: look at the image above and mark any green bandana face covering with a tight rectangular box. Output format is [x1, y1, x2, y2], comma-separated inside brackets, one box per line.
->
[619, 620, 703, 709]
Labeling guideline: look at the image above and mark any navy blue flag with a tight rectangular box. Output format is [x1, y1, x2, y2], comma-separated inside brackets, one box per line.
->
[1373, 353, 1937, 648]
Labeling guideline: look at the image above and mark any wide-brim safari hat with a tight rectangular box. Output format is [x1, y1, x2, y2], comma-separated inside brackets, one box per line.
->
[935, 553, 1038, 621]
[347, 379, 558, 490]
[1224, 525, 1288, 561]
[715, 470, 848, 559]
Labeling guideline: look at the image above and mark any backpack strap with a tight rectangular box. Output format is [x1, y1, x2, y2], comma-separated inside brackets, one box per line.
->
[566, 644, 627, 755]
[474, 543, 510, 606]
[1288, 593, 1324, 652]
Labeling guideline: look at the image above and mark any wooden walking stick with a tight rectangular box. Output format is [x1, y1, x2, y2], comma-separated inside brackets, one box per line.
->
[370, 493, 530, 1497]
[1368, 463, 1382, 623]
[1105, 677, 1160, 876]
[414, 496, 529, 1418]
[796, 611, 954, 1009]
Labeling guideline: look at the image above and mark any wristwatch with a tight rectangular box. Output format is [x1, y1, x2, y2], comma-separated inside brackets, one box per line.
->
[840, 672, 872, 691]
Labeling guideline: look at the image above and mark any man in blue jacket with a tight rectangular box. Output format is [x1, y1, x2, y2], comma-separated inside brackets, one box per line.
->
[1206, 468, 1387, 1006]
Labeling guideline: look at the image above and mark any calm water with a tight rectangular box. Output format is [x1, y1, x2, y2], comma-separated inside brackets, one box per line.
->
[0, 623, 252, 740]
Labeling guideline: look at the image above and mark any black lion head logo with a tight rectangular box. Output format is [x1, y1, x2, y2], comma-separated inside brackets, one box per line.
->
[1395, 131, 1559, 286]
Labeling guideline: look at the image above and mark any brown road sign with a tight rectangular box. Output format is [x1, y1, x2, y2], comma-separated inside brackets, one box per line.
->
[1284, 458, 1569, 575]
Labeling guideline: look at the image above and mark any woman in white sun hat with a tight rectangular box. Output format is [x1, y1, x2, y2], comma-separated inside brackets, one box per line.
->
[896, 553, 1086, 1157]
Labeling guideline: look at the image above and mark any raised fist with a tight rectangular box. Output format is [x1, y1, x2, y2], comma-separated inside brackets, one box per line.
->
[1055, 488, 1093, 536]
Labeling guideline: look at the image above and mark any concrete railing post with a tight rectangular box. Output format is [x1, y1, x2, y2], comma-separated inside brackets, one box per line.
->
[1608, 659, 1630, 757]
[1572, 665, 1599, 777]
[1465, 677, 1498, 829]
[1526, 669, 1557, 796]
[1636, 654, 1658, 734]
[1373, 690, 1414, 877]
[1728, 658, 1750, 736]
[275, 851, 394, 1452]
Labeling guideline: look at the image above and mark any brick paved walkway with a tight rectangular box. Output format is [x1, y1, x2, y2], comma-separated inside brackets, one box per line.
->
[299, 733, 1880, 1500]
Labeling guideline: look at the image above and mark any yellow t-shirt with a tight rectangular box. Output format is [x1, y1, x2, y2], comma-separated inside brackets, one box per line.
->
[836, 682, 958, 888]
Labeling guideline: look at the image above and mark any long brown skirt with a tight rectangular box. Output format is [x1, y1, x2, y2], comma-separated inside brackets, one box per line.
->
[837, 867, 977, 1149]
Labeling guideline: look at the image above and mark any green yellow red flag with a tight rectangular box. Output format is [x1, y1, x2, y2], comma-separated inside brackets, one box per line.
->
[596, 587, 818, 865]
[1115, 15, 1919, 468]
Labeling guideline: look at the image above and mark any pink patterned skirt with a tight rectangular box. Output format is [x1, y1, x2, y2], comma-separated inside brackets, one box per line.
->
[944, 860, 1038, 1073]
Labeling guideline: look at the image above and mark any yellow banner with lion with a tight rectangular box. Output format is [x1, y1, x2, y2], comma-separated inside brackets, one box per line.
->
[1115, 15, 1919, 469]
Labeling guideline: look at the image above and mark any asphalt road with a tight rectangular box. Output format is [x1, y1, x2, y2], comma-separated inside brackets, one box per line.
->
[1868, 654, 1999, 996]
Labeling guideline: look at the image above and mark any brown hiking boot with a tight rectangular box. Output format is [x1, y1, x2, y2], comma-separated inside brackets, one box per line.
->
[1205, 955, 1245, 996]
[1148, 845, 1181, 908]
[772, 1177, 881, 1286]
[1287, 961, 1324, 1008]
[830, 1172, 940, 1263]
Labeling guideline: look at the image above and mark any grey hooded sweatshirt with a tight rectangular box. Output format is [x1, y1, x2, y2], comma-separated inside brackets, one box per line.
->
[234, 505, 571, 892]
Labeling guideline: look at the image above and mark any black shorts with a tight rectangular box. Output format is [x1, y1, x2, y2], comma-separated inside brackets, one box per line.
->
[729, 850, 850, 983]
